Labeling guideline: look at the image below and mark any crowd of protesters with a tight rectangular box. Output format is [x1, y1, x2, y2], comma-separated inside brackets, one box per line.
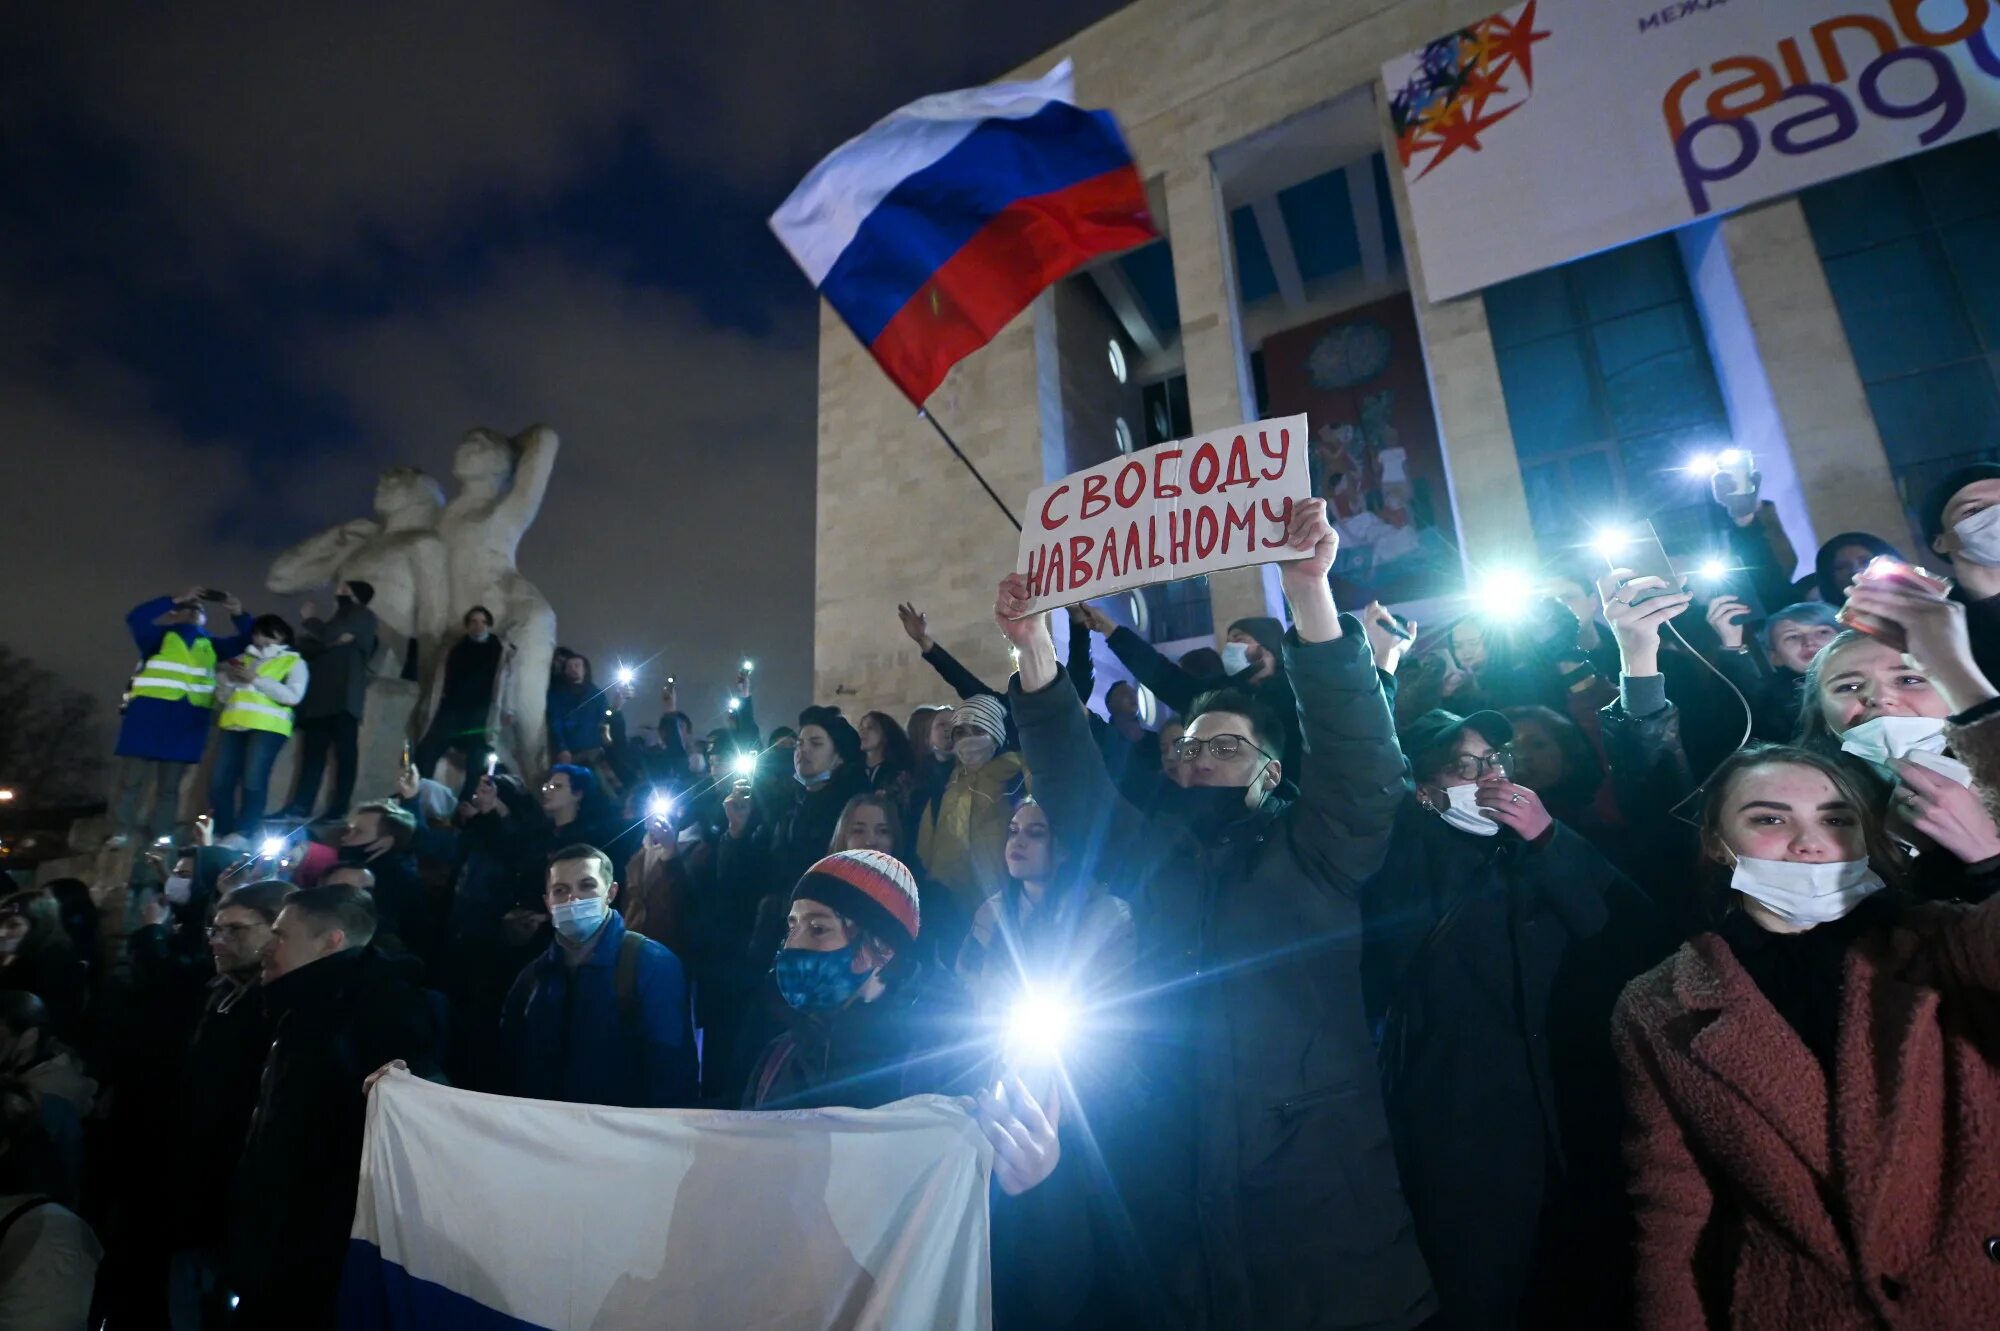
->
[8, 462, 2000, 1329]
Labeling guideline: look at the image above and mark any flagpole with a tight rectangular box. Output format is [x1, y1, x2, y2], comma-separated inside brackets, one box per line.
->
[917, 407, 1022, 533]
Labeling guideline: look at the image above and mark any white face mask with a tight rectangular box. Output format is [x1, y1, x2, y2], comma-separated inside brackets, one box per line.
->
[163, 874, 193, 905]
[1730, 854, 1886, 928]
[954, 734, 998, 770]
[1220, 643, 1254, 676]
[1840, 715, 1972, 787]
[1953, 505, 2000, 567]
[1438, 782, 1500, 837]
[550, 896, 608, 942]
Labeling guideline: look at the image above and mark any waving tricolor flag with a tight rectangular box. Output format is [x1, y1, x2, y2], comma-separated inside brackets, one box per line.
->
[771, 60, 1156, 406]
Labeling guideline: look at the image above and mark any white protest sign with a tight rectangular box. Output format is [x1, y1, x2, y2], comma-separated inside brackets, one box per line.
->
[1014, 414, 1311, 615]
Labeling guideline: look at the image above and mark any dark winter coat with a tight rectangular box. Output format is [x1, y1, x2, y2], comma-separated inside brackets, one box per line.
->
[297, 602, 378, 720]
[229, 947, 438, 1320]
[173, 975, 274, 1236]
[1103, 623, 1303, 777]
[1366, 800, 1667, 1329]
[743, 961, 973, 1110]
[1010, 619, 1435, 1331]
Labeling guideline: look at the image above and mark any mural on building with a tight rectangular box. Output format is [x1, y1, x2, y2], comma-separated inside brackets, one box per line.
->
[1259, 294, 1460, 607]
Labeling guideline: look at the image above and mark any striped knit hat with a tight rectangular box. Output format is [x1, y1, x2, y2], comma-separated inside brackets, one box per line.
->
[951, 693, 1009, 744]
[792, 850, 921, 949]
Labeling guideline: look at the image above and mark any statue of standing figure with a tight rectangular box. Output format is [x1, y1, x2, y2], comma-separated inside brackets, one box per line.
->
[440, 425, 560, 774]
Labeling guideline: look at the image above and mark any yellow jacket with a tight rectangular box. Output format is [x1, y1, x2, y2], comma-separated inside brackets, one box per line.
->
[917, 751, 1023, 917]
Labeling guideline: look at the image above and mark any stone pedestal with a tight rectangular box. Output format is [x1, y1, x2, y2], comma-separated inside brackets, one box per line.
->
[268, 677, 423, 820]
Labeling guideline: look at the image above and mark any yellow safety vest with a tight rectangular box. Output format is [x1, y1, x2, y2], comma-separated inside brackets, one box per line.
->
[217, 652, 303, 737]
[129, 633, 219, 710]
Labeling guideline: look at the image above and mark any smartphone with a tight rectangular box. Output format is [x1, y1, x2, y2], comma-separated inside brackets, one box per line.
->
[1714, 449, 1755, 496]
[1837, 556, 1953, 652]
[1602, 521, 1682, 607]
[199, 587, 230, 602]
[1376, 611, 1416, 642]
[1690, 560, 1768, 626]
[484, 752, 499, 778]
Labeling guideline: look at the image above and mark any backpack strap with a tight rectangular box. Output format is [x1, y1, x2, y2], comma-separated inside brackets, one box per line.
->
[615, 930, 646, 1027]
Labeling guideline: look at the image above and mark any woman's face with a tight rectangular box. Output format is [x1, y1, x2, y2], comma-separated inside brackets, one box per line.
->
[838, 802, 896, 855]
[930, 713, 956, 754]
[859, 715, 883, 756]
[1448, 621, 1488, 672]
[1830, 543, 1878, 594]
[1507, 719, 1563, 793]
[784, 898, 855, 953]
[1815, 637, 1948, 732]
[1715, 762, 1866, 865]
[1004, 802, 1060, 882]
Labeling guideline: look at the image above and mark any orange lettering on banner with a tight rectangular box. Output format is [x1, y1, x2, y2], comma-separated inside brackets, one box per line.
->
[1115, 460, 1146, 509]
[1223, 502, 1256, 553]
[1258, 428, 1290, 481]
[1080, 474, 1110, 521]
[1662, 67, 1703, 141]
[1704, 57, 1783, 120]
[1069, 536, 1095, 591]
[1810, 15, 1896, 82]
[1219, 437, 1254, 491]
[1040, 485, 1072, 532]
[1777, 36, 1809, 87]
[1260, 497, 1296, 547]
[1153, 449, 1183, 499]
[1194, 508, 1220, 559]
[1891, 0, 1990, 47]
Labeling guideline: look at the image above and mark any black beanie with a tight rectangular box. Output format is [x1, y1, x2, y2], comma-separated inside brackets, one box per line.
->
[344, 580, 377, 606]
[1922, 463, 2000, 547]
[799, 705, 863, 768]
[1229, 616, 1285, 657]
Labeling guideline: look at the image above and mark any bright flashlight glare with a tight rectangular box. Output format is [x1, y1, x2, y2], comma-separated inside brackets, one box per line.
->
[1698, 557, 1729, 580]
[741, 658, 755, 673]
[732, 752, 759, 777]
[1591, 527, 1633, 560]
[1476, 568, 1537, 621]
[0, 789, 14, 802]
[1006, 987, 1077, 1064]
[647, 794, 673, 821]
[727, 697, 741, 712]
[1716, 448, 1744, 468]
[1686, 453, 1718, 478]
[616, 666, 635, 686]
[259, 836, 286, 858]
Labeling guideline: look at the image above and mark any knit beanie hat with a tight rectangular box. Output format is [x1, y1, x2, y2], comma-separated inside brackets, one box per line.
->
[951, 693, 1009, 744]
[344, 580, 376, 606]
[1922, 463, 2000, 546]
[799, 705, 864, 767]
[792, 850, 921, 950]
[1229, 616, 1285, 657]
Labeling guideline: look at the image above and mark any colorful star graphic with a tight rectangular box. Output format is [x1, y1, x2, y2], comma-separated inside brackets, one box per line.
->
[1391, 0, 1550, 179]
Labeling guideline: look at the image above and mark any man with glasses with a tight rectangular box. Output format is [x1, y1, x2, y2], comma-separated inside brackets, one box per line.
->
[1366, 707, 1663, 1327]
[996, 498, 1438, 1331]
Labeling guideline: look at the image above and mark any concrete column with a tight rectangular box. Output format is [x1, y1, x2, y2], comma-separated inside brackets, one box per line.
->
[1159, 157, 1283, 634]
[1696, 196, 1910, 558]
[1377, 90, 1535, 575]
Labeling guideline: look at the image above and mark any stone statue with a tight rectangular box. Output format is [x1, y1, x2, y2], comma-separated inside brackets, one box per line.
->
[267, 466, 452, 676]
[441, 425, 560, 774]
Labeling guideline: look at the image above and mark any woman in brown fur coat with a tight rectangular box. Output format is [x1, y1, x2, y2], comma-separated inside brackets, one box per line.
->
[1614, 579, 2000, 1328]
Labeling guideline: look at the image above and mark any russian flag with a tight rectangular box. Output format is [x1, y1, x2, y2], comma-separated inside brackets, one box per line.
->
[771, 60, 1156, 405]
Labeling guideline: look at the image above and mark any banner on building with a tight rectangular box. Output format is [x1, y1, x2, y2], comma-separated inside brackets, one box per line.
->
[339, 1074, 994, 1331]
[1385, 0, 2000, 300]
[1014, 414, 1313, 615]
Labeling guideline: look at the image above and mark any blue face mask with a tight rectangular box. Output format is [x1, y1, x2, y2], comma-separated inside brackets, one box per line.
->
[774, 943, 870, 1011]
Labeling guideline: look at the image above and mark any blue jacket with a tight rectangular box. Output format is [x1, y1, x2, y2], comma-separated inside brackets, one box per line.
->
[116, 596, 252, 763]
[499, 910, 696, 1108]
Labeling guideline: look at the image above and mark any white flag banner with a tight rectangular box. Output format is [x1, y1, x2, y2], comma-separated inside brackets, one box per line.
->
[1385, 0, 2000, 300]
[339, 1074, 994, 1330]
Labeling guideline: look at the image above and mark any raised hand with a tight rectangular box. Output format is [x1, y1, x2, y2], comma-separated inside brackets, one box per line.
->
[1844, 578, 1997, 714]
[897, 602, 934, 650]
[994, 574, 1058, 690]
[1705, 596, 1751, 652]
[1892, 759, 2000, 863]
[1473, 775, 1553, 841]
[1362, 601, 1414, 675]
[1597, 568, 1693, 678]
[973, 1074, 1062, 1196]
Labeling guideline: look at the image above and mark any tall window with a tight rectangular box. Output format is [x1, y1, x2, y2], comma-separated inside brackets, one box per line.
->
[1484, 234, 1732, 553]
[1802, 132, 2000, 526]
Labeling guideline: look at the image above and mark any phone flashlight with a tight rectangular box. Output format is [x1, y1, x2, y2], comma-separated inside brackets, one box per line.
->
[258, 836, 287, 859]
[646, 793, 674, 822]
[485, 752, 499, 778]
[742, 659, 755, 674]
[616, 666, 635, 687]
[733, 752, 759, 777]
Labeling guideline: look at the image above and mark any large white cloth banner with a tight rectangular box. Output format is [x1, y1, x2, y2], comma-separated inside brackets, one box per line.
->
[340, 1074, 994, 1330]
[1385, 0, 2000, 300]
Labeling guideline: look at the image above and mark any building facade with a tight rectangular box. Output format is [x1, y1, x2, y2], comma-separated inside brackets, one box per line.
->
[813, 0, 1990, 714]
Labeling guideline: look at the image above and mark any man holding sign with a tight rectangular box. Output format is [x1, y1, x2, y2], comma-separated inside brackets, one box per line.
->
[997, 498, 1436, 1330]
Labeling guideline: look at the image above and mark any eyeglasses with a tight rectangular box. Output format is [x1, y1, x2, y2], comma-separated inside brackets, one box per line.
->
[1443, 747, 1514, 781]
[1170, 734, 1273, 763]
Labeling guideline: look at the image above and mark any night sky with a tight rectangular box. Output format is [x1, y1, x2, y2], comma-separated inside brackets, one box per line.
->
[1, 1, 1123, 745]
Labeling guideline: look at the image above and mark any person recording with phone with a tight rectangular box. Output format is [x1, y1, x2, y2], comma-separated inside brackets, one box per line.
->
[1705, 598, 1840, 742]
[1921, 463, 2000, 681]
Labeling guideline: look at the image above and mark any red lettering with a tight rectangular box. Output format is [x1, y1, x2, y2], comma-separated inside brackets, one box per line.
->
[1115, 460, 1146, 509]
[1195, 507, 1220, 559]
[1153, 448, 1183, 499]
[1147, 514, 1166, 568]
[1069, 536, 1095, 590]
[1259, 428, 1291, 481]
[1080, 473, 1111, 521]
[1046, 540, 1067, 595]
[1040, 484, 1072, 532]
[1189, 443, 1221, 494]
[1122, 521, 1144, 572]
[1168, 509, 1192, 564]
[1095, 528, 1124, 582]
[1223, 502, 1256, 553]
[1026, 544, 1048, 599]
[1260, 498, 1295, 547]
[1218, 436, 1254, 491]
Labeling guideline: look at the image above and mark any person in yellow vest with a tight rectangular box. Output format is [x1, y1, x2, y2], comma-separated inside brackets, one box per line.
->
[209, 616, 310, 841]
[109, 589, 253, 848]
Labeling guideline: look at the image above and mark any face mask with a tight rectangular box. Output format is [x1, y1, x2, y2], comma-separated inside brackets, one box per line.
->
[1437, 783, 1501, 837]
[1840, 715, 1973, 787]
[1953, 505, 2000, 567]
[550, 896, 608, 943]
[775, 943, 870, 1011]
[163, 874, 193, 905]
[953, 734, 998, 769]
[1730, 854, 1886, 928]
[1220, 643, 1254, 676]
[795, 767, 832, 789]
